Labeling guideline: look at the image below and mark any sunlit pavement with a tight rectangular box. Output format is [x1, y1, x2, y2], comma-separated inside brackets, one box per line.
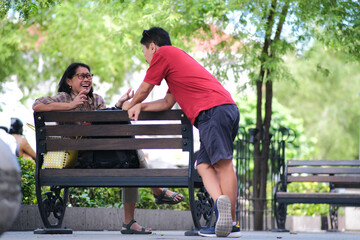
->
[1, 230, 360, 240]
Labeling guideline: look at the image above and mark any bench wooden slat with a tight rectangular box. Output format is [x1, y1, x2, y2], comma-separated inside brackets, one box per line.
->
[39, 169, 191, 187]
[44, 124, 183, 137]
[276, 192, 360, 205]
[287, 160, 360, 166]
[287, 175, 360, 183]
[45, 138, 185, 151]
[40, 168, 188, 177]
[277, 192, 360, 199]
[287, 167, 360, 174]
[39, 110, 185, 122]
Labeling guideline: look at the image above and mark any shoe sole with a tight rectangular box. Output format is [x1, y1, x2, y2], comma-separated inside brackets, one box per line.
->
[199, 231, 242, 238]
[215, 195, 232, 237]
[228, 231, 242, 238]
[198, 232, 216, 237]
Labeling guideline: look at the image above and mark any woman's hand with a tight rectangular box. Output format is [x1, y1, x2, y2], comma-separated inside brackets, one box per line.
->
[116, 89, 134, 108]
[71, 89, 88, 109]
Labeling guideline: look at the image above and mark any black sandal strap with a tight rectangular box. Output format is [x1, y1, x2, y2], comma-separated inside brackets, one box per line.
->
[157, 188, 168, 200]
[122, 219, 136, 230]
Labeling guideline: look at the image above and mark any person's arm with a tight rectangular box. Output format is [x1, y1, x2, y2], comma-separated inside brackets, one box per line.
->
[21, 137, 36, 160]
[32, 90, 88, 112]
[127, 93, 176, 120]
[122, 82, 154, 110]
[33, 102, 77, 112]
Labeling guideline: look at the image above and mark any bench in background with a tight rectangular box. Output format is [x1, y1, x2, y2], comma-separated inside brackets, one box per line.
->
[273, 160, 360, 231]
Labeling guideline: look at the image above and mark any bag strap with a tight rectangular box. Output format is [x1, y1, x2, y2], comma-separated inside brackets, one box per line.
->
[26, 123, 35, 131]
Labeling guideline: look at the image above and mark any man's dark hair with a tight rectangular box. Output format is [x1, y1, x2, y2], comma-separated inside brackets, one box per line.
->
[57, 62, 94, 98]
[140, 27, 172, 48]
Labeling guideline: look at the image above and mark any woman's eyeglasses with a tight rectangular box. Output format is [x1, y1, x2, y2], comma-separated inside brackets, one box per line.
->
[75, 73, 94, 80]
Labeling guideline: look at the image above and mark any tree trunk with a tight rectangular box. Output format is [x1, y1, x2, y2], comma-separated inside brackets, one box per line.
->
[252, 0, 289, 230]
[252, 0, 277, 231]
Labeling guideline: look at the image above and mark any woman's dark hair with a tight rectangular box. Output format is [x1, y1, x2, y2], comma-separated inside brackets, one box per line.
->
[140, 27, 172, 48]
[57, 62, 94, 98]
[9, 118, 23, 135]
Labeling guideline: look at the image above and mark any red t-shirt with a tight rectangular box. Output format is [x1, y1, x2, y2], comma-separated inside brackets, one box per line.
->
[144, 46, 236, 124]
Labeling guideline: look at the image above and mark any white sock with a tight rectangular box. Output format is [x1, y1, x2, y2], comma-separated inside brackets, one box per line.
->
[232, 222, 237, 226]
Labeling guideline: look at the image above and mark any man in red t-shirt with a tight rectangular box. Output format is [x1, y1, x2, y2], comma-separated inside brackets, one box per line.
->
[123, 27, 240, 237]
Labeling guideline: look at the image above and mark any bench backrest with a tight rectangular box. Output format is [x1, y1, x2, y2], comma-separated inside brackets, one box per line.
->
[285, 160, 360, 188]
[34, 109, 194, 168]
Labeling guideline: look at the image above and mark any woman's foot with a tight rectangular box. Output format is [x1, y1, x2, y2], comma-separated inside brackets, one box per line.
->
[152, 188, 184, 205]
[121, 219, 152, 234]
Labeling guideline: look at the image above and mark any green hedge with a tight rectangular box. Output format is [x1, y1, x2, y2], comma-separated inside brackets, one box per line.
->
[18, 157, 189, 210]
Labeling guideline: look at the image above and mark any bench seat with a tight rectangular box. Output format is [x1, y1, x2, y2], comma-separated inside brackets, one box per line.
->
[39, 168, 203, 187]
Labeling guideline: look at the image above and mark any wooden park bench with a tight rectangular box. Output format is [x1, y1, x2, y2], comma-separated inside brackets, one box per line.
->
[33, 109, 213, 234]
[273, 160, 360, 231]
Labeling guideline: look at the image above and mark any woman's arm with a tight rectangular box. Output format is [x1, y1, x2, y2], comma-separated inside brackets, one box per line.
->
[32, 90, 88, 112]
[33, 102, 77, 112]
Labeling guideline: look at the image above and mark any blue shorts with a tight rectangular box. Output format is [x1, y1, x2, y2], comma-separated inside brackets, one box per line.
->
[195, 104, 239, 166]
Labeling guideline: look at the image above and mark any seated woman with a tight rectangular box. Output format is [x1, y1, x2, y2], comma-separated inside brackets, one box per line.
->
[32, 62, 183, 234]
[9, 118, 36, 161]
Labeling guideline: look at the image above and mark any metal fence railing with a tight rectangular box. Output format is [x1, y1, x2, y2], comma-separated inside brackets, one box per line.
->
[235, 127, 295, 230]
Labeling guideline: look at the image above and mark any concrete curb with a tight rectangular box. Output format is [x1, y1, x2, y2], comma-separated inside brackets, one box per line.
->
[10, 205, 195, 231]
[10, 205, 354, 232]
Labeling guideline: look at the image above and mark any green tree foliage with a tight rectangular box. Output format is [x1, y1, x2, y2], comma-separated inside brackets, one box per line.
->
[0, 0, 56, 94]
[275, 42, 360, 159]
[235, 94, 316, 160]
[1, 0, 225, 100]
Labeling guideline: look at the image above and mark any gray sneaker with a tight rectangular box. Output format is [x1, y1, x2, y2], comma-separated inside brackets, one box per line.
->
[215, 195, 232, 237]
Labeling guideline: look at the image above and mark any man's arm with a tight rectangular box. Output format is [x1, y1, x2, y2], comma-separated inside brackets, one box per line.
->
[127, 93, 176, 120]
[122, 82, 154, 110]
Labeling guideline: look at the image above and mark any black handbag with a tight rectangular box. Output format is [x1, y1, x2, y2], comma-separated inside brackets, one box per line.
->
[75, 149, 140, 169]
[74, 108, 140, 169]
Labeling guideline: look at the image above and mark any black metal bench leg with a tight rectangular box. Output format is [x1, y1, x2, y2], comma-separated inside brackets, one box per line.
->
[328, 205, 339, 232]
[273, 201, 289, 232]
[34, 185, 72, 234]
[185, 186, 214, 236]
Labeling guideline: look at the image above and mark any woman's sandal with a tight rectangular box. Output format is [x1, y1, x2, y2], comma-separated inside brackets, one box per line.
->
[153, 188, 184, 205]
[120, 219, 152, 234]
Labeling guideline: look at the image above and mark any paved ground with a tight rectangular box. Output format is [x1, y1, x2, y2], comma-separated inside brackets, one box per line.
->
[1, 230, 360, 240]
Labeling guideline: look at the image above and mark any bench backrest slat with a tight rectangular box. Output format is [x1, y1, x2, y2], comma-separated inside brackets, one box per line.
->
[287, 160, 360, 166]
[287, 167, 360, 174]
[38, 110, 183, 122]
[45, 138, 185, 151]
[287, 176, 360, 183]
[44, 124, 183, 137]
[285, 160, 360, 186]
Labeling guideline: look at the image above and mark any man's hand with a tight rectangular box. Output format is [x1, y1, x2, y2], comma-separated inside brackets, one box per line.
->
[127, 103, 142, 121]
